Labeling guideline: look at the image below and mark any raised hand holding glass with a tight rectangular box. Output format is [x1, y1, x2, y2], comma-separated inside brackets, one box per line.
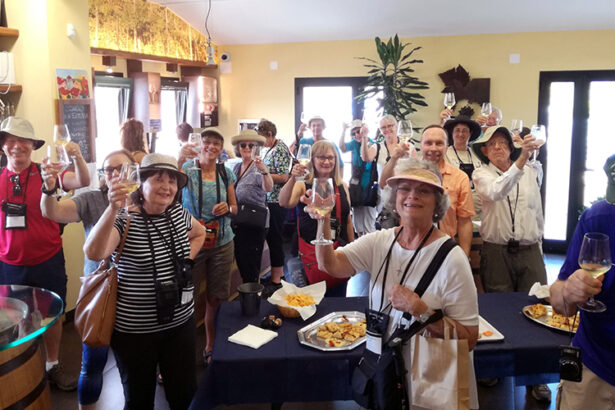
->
[310, 178, 335, 246]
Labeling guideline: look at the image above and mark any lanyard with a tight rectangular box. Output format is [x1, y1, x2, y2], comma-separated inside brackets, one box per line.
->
[2, 163, 33, 204]
[452, 146, 474, 165]
[196, 161, 221, 222]
[496, 169, 520, 236]
[141, 210, 185, 282]
[370, 225, 435, 312]
[234, 160, 253, 188]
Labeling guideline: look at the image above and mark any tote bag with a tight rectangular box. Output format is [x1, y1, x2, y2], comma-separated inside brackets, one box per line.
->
[411, 317, 471, 410]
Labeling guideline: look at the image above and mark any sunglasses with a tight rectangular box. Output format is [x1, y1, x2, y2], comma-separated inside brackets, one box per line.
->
[98, 165, 123, 176]
[10, 174, 22, 196]
[351, 129, 361, 136]
[240, 143, 255, 149]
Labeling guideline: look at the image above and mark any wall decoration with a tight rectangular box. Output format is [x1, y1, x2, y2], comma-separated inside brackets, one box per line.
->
[89, 0, 215, 64]
[439, 65, 490, 105]
[238, 119, 259, 133]
[56, 69, 90, 100]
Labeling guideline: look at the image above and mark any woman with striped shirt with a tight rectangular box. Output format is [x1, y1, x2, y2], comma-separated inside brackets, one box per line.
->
[85, 154, 205, 409]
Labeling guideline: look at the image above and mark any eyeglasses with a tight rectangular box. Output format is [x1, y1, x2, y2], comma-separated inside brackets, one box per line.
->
[10, 174, 22, 196]
[315, 155, 336, 162]
[380, 124, 395, 131]
[240, 143, 255, 149]
[98, 165, 123, 176]
[485, 139, 509, 149]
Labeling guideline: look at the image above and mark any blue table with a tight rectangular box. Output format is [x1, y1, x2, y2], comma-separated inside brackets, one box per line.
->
[190, 293, 569, 408]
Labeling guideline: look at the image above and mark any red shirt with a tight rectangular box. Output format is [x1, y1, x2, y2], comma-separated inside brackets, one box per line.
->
[0, 163, 62, 266]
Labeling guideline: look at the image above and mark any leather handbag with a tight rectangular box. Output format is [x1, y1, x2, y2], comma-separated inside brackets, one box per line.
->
[233, 202, 268, 230]
[74, 217, 131, 347]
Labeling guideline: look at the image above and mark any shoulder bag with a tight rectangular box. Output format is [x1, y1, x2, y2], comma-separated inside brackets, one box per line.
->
[74, 217, 131, 347]
[232, 162, 268, 230]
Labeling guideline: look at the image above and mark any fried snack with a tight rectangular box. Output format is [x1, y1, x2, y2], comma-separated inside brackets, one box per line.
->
[284, 293, 316, 307]
[526, 303, 548, 319]
[547, 312, 579, 332]
[316, 319, 367, 347]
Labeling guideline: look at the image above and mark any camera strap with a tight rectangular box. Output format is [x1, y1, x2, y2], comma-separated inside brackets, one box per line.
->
[496, 169, 519, 236]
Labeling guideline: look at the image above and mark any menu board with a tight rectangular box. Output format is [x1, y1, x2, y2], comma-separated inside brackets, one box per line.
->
[56, 99, 96, 163]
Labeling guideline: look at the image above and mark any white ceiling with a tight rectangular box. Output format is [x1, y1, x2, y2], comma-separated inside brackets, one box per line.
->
[152, 0, 615, 45]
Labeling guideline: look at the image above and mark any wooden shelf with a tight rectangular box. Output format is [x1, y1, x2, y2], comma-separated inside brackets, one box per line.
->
[0, 84, 22, 93]
[0, 27, 19, 37]
[91, 47, 217, 69]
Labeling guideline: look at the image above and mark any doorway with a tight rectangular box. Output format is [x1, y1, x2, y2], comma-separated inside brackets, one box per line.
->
[539, 70, 615, 253]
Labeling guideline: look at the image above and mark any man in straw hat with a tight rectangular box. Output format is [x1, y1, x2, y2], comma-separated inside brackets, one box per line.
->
[550, 153, 615, 409]
[0, 117, 90, 391]
[472, 125, 550, 401]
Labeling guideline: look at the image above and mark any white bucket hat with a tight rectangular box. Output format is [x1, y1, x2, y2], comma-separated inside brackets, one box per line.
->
[0, 117, 45, 150]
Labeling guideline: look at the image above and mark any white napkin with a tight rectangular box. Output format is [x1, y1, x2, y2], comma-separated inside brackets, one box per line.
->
[228, 325, 278, 349]
[267, 280, 326, 320]
[528, 282, 550, 299]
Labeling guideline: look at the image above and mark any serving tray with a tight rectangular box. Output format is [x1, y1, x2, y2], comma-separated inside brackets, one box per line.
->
[477, 315, 504, 342]
[522, 304, 578, 334]
[297, 311, 366, 351]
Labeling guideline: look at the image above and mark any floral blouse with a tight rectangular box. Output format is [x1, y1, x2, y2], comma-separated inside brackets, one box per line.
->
[263, 139, 291, 203]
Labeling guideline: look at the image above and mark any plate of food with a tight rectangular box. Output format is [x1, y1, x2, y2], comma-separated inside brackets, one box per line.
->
[297, 311, 366, 351]
[477, 315, 504, 342]
[522, 303, 579, 333]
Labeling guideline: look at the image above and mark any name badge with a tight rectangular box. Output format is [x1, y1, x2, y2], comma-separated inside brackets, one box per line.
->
[2, 202, 27, 230]
[181, 288, 193, 305]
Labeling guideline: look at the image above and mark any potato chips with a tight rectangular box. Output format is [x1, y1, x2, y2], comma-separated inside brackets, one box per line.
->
[284, 293, 316, 307]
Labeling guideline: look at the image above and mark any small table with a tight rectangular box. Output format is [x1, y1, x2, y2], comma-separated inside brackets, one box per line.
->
[190, 293, 570, 409]
[0, 285, 64, 409]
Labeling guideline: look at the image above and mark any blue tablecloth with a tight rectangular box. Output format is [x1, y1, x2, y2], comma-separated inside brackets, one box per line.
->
[190, 293, 570, 408]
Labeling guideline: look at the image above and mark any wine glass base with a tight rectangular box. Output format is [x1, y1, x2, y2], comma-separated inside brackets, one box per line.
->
[577, 300, 606, 313]
[311, 238, 334, 246]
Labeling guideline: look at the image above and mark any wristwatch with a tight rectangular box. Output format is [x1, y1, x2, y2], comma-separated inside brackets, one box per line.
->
[417, 307, 435, 324]
[41, 185, 58, 195]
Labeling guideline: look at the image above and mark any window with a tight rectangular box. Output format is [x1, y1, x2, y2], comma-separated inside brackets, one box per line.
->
[156, 79, 189, 157]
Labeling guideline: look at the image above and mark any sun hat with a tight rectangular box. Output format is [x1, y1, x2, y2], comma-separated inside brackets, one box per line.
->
[231, 129, 266, 146]
[0, 117, 45, 150]
[201, 127, 224, 142]
[308, 115, 326, 128]
[604, 154, 615, 203]
[443, 116, 481, 146]
[350, 119, 363, 130]
[471, 126, 521, 165]
[386, 167, 444, 193]
[139, 153, 188, 189]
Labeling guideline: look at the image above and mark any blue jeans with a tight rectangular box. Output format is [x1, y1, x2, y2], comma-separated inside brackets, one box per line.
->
[78, 344, 109, 405]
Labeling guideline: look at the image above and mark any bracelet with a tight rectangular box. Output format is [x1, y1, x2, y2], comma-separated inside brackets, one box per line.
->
[262, 172, 270, 176]
[41, 185, 58, 195]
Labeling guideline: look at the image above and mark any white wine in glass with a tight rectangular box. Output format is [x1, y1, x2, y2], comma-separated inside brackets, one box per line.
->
[443, 93, 456, 110]
[187, 133, 202, 170]
[46, 144, 70, 197]
[53, 124, 71, 146]
[296, 144, 311, 182]
[530, 124, 547, 163]
[577, 232, 610, 312]
[311, 178, 335, 246]
[120, 163, 141, 212]
[397, 120, 413, 156]
[481, 102, 492, 117]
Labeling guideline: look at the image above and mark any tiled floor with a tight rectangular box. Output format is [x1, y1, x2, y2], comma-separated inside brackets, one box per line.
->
[49, 253, 567, 409]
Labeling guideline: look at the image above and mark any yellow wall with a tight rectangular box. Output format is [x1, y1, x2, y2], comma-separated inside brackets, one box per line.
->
[6, 0, 92, 310]
[217, 30, 615, 148]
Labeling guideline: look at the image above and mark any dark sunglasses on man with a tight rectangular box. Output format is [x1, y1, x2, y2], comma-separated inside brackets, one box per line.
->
[10, 174, 22, 196]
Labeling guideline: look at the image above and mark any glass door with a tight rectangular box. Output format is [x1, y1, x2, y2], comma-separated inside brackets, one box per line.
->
[539, 71, 615, 253]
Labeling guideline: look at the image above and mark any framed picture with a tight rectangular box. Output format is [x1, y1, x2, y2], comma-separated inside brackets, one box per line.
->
[238, 119, 259, 133]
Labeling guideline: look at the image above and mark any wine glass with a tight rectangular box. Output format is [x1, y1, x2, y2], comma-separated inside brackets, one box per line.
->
[530, 124, 547, 163]
[300, 112, 312, 140]
[577, 232, 610, 312]
[251, 144, 263, 161]
[53, 124, 71, 146]
[296, 144, 311, 182]
[397, 119, 413, 155]
[120, 163, 141, 212]
[511, 119, 523, 136]
[481, 102, 492, 117]
[444, 93, 456, 119]
[187, 133, 202, 170]
[46, 144, 70, 198]
[310, 178, 335, 246]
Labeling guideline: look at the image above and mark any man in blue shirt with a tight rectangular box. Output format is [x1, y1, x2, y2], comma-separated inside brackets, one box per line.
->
[291, 115, 343, 167]
[550, 154, 615, 408]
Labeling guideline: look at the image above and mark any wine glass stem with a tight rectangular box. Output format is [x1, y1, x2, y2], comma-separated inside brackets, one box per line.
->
[317, 219, 325, 241]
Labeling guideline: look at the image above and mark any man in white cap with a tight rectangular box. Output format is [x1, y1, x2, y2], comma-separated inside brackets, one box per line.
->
[339, 120, 378, 236]
[550, 153, 615, 409]
[291, 115, 343, 168]
[0, 117, 89, 391]
[472, 125, 550, 401]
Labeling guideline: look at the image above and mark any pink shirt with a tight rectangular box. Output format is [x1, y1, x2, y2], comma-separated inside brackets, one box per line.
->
[438, 160, 476, 237]
[0, 163, 62, 266]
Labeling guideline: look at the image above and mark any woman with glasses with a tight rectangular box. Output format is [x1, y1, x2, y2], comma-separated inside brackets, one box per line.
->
[230, 130, 273, 283]
[279, 140, 354, 296]
[40, 150, 135, 409]
[179, 127, 237, 366]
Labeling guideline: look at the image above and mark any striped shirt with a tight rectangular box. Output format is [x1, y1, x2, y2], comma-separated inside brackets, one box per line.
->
[113, 203, 194, 333]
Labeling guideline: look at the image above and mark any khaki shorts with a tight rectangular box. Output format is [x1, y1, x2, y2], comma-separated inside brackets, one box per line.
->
[557, 364, 615, 410]
[194, 241, 234, 300]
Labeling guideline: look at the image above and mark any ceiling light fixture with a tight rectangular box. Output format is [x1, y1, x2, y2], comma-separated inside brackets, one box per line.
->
[204, 0, 215, 64]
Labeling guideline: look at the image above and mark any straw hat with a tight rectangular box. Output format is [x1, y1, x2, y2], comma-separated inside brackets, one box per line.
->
[231, 129, 266, 145]
[139, 153, 188, 189]
[386, 167, 444, 193]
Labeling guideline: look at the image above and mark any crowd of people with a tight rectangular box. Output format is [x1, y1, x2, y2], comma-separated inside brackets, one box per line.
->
[0, 103, 612, 409]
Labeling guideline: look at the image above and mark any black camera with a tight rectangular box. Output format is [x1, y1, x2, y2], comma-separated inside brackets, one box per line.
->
[176, 258, 194, 290]
[559, 345, 582, 382]
[507, 239, 520, 254]
[155, 279, 179, 324]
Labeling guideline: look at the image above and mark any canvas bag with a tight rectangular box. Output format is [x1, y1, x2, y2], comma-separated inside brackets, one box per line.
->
[74, 217, 131, 347]
[411, 317, 471, 410]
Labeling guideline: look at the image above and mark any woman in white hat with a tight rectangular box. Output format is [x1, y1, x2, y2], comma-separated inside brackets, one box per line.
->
[85, 153, 205, 409]
[230, 129, 273, 283]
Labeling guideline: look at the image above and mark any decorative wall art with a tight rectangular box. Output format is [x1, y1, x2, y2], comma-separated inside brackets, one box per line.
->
[89, 0, 216, 64]
[439, 65, 490, 106]
[56, 69, 90, 100]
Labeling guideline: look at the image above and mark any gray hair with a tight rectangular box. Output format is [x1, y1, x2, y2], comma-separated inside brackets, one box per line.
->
[491, 106, 503, 123]
[379, 114, 397, 128]
[381, 158, 450, 223]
